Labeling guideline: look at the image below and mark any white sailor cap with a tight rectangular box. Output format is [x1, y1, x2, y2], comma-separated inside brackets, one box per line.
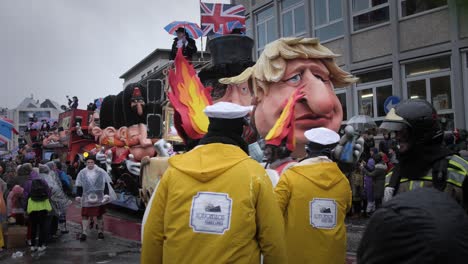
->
[304, 127, 340, 145]
[204, 102, 253, 119]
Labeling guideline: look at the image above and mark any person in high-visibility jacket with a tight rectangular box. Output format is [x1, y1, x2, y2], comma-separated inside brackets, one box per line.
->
[275, 127, 352, 264]
[382, 99, 468, 213]
[141, 102, 287, 264]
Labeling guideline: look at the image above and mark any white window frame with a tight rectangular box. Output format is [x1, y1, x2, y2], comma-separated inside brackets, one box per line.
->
[313, 0, 344, 42]
[402, 56, 455, 118]
[245, 16, 253, 38]
[255, 6, 276, 57]
[353, 68, 393, 120]
[351, 0, 390, 33]
[398, 0, 448, 20]
[462, 51, 468, 128]
[354, 81, 393, 120]
[280, 0, 306, 37]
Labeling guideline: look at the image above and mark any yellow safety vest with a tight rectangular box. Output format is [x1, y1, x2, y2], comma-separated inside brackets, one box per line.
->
[385, 155, 467, 209]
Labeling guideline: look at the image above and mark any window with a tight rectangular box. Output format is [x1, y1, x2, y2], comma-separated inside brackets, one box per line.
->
[314, 0, 344, 41]
[355, 68, 393, 118]
[245, 17, 253, 38]
[405, 56, 450, 76]
[403, 56, 453, 118]
[281, 0, 306, 37]
[147, 70, 152, 76]
[335, 90, 348, 120]
[352, 0, 389, 31]
[154, 66, 159, 72]
[400, 0, 447, 17]
[460, 52, 468, 131]
[141, 74, 146, 80]
[256, 6, 277, 56]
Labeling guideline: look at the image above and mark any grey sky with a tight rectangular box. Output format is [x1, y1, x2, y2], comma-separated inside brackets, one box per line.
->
[0, 0, 228, 109]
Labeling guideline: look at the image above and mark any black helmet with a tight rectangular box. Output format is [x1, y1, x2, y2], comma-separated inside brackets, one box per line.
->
[380, 99, 443, 144]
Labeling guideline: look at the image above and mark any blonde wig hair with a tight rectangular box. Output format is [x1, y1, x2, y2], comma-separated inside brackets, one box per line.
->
[220, 37, 358, 96]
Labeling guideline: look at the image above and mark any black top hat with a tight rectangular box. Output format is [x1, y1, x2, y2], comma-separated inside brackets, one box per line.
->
[198, 35, 254, 83]
[175, 27, 187, 34]
[84, 154, 96, 162]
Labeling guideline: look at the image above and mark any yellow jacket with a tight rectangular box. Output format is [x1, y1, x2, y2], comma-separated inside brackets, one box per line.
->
[275, 157, 352, 264]
[141, 143, 287, 264]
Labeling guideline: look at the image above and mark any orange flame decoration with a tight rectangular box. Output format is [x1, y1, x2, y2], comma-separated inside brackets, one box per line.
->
[265, 88, 304, 151]
[168, 48, 213, 140]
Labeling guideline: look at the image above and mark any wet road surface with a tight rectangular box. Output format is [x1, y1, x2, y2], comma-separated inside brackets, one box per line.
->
[0, 202, 366, 263]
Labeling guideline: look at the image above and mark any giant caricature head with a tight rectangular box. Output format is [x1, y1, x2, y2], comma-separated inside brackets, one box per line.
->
[198, 35, 255, 106]
[222, 38, 357, 157]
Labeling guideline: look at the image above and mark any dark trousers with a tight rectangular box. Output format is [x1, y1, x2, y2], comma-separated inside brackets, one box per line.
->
[30, 210, 49, 247]
[375, 198, 382, 209]
[48, 215, 59, 241]
[352, 201, 362, 215]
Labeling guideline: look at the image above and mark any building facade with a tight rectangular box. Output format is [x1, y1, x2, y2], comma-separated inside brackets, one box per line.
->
[120, 49, 210, 88]
[8, 96, 61, 149]
[236, 0, 468, 130]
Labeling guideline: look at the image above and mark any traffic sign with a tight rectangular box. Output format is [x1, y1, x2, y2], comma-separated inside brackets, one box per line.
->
[384, 96, 400, 114]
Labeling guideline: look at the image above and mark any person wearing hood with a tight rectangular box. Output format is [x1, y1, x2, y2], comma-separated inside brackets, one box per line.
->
[23, 169, 52, 252]
[141, 102, 287, 264]
[43, 162, 71, 236]
[274, 127, 352, 264]
[362, 147, 377, 215]
[0, 177, 6, 251]
[357, 188, 468, 264]
[6, 185, 25, 225]
[75, 154, 111, 241]
[7, 163, 32, 193]
[54, 161, 72, 196]
[382, 99, 468, 212]
[361, 153, 387, 209]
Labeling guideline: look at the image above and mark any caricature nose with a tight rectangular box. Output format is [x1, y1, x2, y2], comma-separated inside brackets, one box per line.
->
[301, 70, 335, 115]
[223, 86, 242, 105]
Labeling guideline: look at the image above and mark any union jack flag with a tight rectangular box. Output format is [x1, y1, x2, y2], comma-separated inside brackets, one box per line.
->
[200, 2, 246, 36]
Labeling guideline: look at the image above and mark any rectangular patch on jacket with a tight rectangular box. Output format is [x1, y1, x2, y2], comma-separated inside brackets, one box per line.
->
[189, 192, 232, 234]
[310, 198, 337, 229]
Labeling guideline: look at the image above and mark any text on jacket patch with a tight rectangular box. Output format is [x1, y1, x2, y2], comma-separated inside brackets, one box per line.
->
[190, 192, 232, 234]
[309, 198, 337, 229]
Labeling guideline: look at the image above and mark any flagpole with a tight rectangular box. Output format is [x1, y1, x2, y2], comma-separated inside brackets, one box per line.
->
[201, 36, 204, 60]
[199, 0, 203, 60]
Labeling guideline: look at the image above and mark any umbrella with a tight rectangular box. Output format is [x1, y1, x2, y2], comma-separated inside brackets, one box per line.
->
[347, 115, 377, 132]
[164, 21, 203, 39]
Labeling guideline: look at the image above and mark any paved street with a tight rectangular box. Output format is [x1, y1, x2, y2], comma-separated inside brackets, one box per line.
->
[0, 222, 140, 264]
[0, 202, 366, 263]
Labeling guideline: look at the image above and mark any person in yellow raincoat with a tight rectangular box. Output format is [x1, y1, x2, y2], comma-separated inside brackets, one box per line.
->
[141, 102, 287, 264]
[0, 177, 6, 250]
[275, 127, 352, 264]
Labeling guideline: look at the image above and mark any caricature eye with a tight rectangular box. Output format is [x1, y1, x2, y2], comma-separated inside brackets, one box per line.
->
[239, 86, 250, 95]
[313, 74, 330, 83]
[313, 74, 325, 81]
[286, 74, 301, 84]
